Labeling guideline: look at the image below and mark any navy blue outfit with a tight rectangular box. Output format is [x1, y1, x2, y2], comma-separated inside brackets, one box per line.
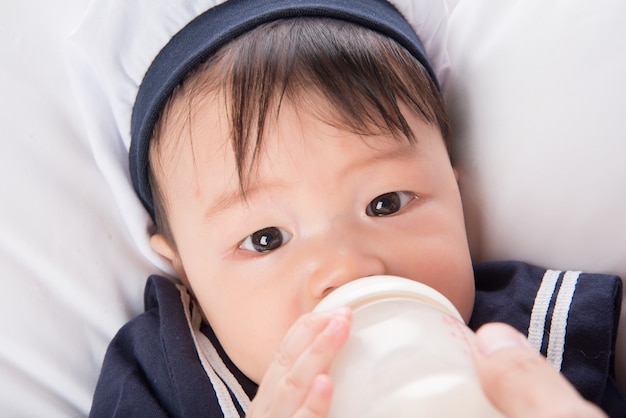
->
[90, 261, 625, 417]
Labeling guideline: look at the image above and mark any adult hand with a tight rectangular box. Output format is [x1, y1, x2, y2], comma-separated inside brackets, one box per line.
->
[246, 307, 351, 418]
[473, 322, 607, 418]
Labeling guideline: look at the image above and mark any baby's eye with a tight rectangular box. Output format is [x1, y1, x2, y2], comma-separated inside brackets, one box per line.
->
[239, 227, 292, 253]
[366, 191, 417, 217]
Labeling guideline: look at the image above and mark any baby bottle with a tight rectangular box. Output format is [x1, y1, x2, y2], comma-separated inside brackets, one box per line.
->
[314, 275, 502, 418]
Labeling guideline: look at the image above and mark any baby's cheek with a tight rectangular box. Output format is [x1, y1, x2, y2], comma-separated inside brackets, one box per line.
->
[447, 266, 475, 322]
[229, 318, 292, 384]
[418, 252, 474, 322]
[218, 332, 266, 383]
[256, 311, 309, 383]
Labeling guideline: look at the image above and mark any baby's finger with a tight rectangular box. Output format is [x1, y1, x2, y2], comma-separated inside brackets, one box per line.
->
[292, 374, 334, 418]
[251, 308, 350, 418]
[270, 310, 349, 416]
[275, 310, 349, 402]
[261, 308, 349, 386]
[473, 323, 606, 418]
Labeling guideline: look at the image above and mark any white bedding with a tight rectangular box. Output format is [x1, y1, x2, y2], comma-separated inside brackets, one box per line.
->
[1, 0, 624, 415]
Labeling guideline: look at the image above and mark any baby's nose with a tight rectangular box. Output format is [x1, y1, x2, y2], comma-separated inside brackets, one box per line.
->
[308, 245, 386, 300]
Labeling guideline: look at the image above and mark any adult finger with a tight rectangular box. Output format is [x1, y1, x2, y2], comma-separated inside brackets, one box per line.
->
[473, 323, 606, 418]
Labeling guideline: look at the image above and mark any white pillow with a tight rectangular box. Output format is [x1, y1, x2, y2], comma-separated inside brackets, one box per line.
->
[446, 0, 626, 389]
[0, 1, 155, 415]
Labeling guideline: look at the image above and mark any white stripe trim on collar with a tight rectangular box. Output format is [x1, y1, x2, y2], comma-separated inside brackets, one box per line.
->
[546, 271, 581, 370]
[177, 283, 251, 417]
[527, 269, 561, 353]
[527, 269, 581, 371]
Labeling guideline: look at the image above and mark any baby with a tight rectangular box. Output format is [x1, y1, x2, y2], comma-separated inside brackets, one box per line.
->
[91, 1, 623, 417]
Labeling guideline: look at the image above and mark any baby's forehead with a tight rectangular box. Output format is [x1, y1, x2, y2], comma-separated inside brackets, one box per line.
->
[153, 91, 428, 195]
[168, 102, 428, 189]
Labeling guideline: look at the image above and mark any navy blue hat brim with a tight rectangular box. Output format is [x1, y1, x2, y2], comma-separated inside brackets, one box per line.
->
[130, 0, 440, 220]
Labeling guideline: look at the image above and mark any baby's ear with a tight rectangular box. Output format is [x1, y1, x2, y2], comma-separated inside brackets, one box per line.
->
[150, 234, 185, 276]
[453, 167, 461, 183]
[150, 233, 175, 260]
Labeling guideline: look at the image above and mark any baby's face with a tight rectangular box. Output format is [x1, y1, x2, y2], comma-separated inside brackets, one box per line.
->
[151, 96, 474, 383]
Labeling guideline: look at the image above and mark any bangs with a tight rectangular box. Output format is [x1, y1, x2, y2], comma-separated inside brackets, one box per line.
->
[181, 17, 447, 183]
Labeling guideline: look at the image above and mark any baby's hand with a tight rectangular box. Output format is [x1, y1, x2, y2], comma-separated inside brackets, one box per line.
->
[246, 308, 351, 418]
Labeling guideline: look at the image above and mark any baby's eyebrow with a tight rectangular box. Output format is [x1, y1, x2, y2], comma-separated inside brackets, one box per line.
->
[203, 181, 283, 219]
[341, 142, 421, 175]
[204, 189, 244, 219]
